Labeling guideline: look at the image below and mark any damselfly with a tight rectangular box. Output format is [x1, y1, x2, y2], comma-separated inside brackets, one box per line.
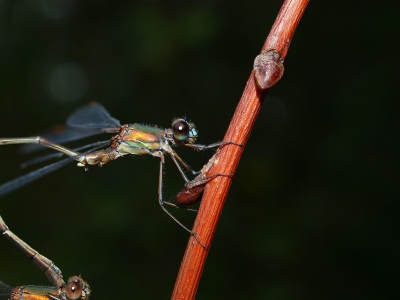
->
[0, 102, 239, 245]
[0, 216, 90, 300]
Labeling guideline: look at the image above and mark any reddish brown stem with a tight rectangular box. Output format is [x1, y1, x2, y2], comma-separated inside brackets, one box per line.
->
[171, 0, 309, 298]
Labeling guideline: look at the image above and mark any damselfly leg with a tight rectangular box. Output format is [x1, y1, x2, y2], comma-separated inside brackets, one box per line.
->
[0, 103, 241, 246]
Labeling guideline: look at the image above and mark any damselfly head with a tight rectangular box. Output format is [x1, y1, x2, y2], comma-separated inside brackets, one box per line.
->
[65, 276, 91, 300]
[171, 118, 198, 145]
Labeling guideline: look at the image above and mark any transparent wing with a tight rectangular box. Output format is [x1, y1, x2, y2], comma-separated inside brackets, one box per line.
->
[20, 102, 120, 154]
[20, 127, 112, 154]
[0, 157, 73, 198]
[0, 141, 109, 198]
[0, 281, 13, 300]
[21, 140, 110, 169]
[67, 102, 121, 128]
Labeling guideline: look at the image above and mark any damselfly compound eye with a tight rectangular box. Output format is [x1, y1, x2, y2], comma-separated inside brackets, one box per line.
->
[172, 119, 190, 142]
[66, 276, 83, 300]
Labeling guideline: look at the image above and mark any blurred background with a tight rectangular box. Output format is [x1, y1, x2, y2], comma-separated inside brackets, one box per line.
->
[0, 0, 399, 299]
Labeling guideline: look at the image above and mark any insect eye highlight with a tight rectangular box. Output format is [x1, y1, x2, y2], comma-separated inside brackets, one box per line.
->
[66, 277, 83, 300]
[172, 119, 190, 142]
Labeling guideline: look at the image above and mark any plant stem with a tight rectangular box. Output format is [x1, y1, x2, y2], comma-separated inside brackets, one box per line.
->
[171, 0, 310, 298]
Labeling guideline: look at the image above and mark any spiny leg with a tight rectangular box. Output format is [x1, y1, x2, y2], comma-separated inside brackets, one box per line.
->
[153, 151, 206, 248]
[158, 149, 201, 209]
[184, 141, 243, 175]
[168, 152, 192, 183]
[184, 140, 242, 151]
[165, 143, 239, 209]
[163, 201, 198, 212]
[167, 141, 242, 181]
[0, 215, 65, 288]
[153, 141, 241, 245]
[163, 173, 234, 210]
[184, 173, 234, 189]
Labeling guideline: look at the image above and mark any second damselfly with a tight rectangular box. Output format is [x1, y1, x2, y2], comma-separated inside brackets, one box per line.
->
[0, 215, 91, 300]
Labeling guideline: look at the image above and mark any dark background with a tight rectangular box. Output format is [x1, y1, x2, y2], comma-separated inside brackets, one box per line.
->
[0, 0, 399, 299]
